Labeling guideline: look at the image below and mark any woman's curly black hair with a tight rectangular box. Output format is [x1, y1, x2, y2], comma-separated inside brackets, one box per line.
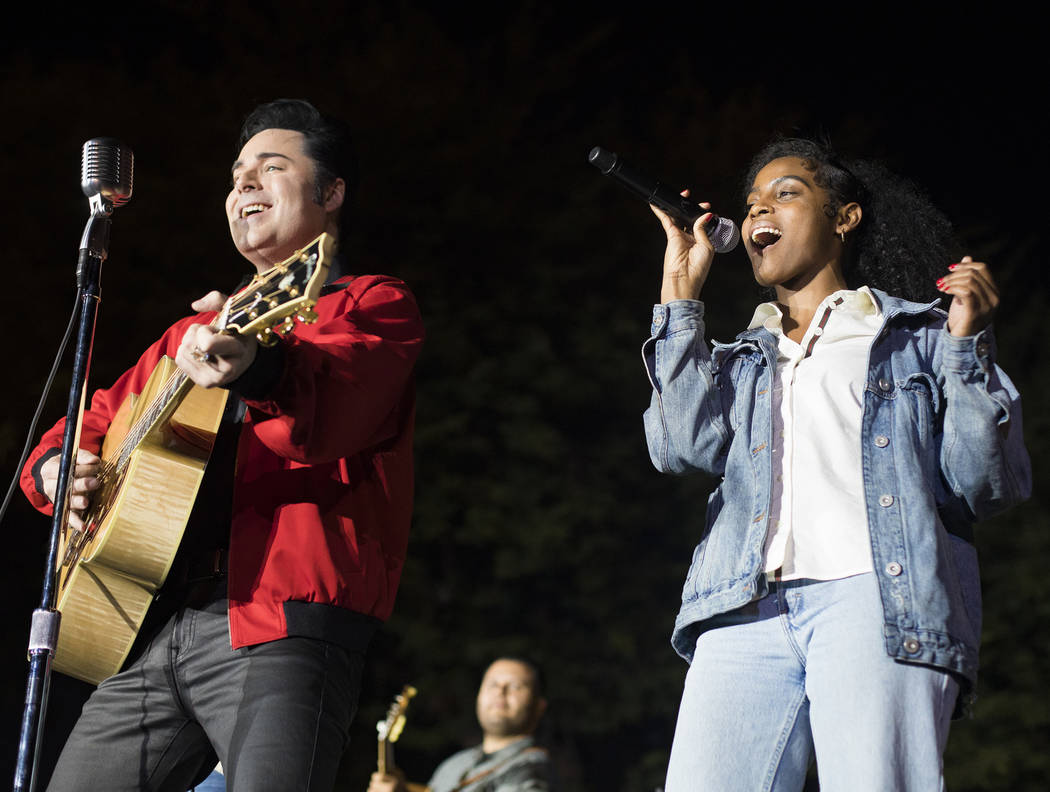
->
[742, 138, 958, 303]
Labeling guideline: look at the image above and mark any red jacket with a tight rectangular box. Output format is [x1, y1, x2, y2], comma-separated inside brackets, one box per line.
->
[21, 274, 423, 648]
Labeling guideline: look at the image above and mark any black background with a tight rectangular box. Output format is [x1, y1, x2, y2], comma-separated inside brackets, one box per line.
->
[1, 4, 1046, 790]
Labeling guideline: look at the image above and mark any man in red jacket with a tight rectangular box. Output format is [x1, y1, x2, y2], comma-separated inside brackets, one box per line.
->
[21, 99, 424, 792]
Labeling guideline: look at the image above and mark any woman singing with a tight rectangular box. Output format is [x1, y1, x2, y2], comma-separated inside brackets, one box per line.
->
[642, 138, 1031, 790]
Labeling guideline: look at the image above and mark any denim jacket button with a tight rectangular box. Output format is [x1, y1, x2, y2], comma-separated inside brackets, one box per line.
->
[879, 494, 894, 507]
[878, 377, 893, 392]
[903, 638, 921, 654]
[874, 435, 889, 448]
[885, 561, 903, 576]
[976, 341, 990, 357]
[651, 306, 667, 334]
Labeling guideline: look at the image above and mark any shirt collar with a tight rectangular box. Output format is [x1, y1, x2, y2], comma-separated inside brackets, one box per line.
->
[747, 286, 882, 332]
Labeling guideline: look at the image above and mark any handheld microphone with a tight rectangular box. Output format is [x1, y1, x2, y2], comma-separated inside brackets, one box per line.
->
[81, 138, 134, 214]
[589, 146, 739, 253]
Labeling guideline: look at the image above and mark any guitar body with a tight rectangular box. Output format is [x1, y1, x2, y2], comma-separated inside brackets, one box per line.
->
[54, 357, 228, 684]
[51, 231, 333, 686]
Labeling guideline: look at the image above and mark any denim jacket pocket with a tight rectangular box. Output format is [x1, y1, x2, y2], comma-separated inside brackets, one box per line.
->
[711, 341, 762, 373]
[901, 371, 942, 441]
[712, 344, 763, 431]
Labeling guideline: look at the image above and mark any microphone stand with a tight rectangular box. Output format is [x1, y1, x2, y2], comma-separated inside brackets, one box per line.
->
[12, 192, 112, 792]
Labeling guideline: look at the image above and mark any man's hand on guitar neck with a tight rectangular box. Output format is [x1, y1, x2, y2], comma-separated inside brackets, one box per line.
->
[175, 291, 260, 389]
[369, 770, 431, 792]
[368, 770, 407, 792]
[39, 449, 100, 530]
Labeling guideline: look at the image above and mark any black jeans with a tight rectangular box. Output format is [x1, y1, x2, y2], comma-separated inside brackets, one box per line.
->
[47, 600, 362, 792]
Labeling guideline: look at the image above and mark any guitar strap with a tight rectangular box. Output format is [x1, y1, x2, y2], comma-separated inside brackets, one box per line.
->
[451, 746, 549, 792]
[320, 280, 351, 296]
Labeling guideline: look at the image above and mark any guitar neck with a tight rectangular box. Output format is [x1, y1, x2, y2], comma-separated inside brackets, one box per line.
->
[112, 369, 195, 470]
[377, 743, 428, 792]
[109, 232, 335, 473]
[377, 738, 391, 776]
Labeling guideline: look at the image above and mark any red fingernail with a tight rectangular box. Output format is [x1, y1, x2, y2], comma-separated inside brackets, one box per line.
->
[948, 264, 958, 271]
[936, 278, 947, 291]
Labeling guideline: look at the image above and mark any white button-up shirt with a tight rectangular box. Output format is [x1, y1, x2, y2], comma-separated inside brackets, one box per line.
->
[748, 287, 883, 581]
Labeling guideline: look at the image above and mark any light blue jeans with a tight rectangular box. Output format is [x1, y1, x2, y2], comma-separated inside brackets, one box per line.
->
[664, 573, 959, 792]
[190, 769, 225, 791]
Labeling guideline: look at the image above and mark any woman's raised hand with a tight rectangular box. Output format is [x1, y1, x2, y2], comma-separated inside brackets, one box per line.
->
[937, 256, 1000, 337]
[652, 190, 716, 304]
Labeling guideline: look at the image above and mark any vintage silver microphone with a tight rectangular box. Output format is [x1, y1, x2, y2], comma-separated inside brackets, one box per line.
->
[81, 137, 134, 216]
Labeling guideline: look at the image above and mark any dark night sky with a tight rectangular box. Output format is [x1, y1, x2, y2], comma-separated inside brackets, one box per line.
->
[1, 4, 1046, 790]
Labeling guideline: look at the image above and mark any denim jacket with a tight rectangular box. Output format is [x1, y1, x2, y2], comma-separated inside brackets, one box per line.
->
[642, 290, 1031, 685]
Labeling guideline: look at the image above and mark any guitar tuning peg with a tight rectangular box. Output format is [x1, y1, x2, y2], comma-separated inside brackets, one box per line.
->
[282, 317, 296, 334]
[256, 327, 278, 347]
[297, 307, 319, 324]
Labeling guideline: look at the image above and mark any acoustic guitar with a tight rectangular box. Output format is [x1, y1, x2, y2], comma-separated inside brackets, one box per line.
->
[53, 232, 334, 684]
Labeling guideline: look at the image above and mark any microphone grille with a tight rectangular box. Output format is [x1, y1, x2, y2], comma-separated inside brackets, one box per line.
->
[710, 217, 740, 254]
[81, 138, 134, 206]
[587, 146, 617, 173]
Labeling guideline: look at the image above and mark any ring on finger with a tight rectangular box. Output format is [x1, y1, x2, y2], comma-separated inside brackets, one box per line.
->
[191, 345, 214, 363]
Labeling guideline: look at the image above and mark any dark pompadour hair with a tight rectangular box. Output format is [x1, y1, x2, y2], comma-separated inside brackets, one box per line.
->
[743, 137, 958, 303]
[238, 99, 358, 240]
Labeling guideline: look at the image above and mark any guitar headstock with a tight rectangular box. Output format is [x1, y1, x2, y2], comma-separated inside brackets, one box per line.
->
[376, 684, 418, 744]
[220, 232, 335, 345]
